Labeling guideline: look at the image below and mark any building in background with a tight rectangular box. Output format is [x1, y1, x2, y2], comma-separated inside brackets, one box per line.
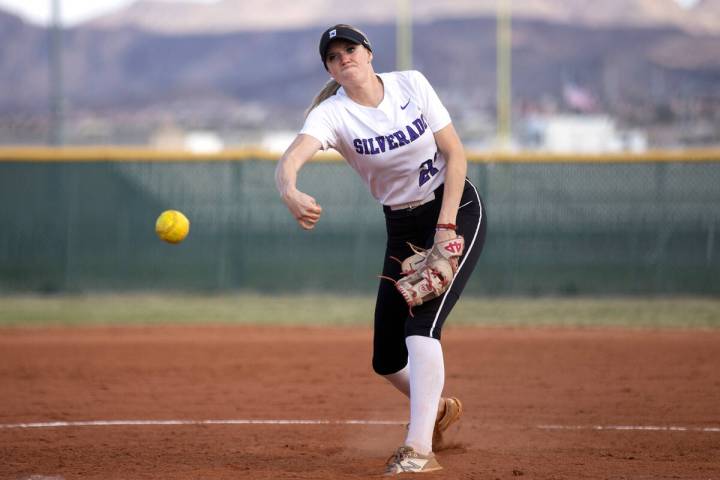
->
[521, 114, 648, 153]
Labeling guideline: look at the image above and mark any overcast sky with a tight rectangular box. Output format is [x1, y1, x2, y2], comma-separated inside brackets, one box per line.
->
[0, 0, 704, 26]
[0, 0, 218, 26]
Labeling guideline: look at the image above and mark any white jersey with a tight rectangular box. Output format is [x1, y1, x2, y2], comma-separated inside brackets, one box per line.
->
[300, 70, 452, 207]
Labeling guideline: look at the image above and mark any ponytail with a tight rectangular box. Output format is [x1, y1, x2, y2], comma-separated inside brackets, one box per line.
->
[305, 79, 341, 117]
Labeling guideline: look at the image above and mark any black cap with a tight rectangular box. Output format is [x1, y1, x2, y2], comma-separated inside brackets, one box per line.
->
[318, 25, 372, 67]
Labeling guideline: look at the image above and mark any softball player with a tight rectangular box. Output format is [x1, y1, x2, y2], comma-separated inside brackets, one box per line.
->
[275, 24, 487, 475]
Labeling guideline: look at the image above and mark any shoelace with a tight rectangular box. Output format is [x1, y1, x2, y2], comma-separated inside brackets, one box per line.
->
[385, 447, 413, 466]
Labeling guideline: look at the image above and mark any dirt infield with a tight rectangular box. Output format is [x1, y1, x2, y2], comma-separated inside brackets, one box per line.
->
[1, 325, 719, 479]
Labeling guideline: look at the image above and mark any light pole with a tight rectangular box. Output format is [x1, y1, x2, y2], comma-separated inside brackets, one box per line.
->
[496, 0, 512, 149]
[49, 0, 64, 145]
[396, 0, 412, 70]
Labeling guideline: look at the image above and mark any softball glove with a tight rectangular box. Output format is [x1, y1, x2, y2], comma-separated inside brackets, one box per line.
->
[392, 236, 465, 312]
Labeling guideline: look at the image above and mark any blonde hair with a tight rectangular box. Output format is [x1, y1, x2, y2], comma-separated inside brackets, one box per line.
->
[305, 24, 372, 117]
[305, 79, 341, 117]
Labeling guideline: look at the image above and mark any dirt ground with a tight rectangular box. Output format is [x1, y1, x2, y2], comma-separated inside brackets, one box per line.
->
[1, 325, 719, 479]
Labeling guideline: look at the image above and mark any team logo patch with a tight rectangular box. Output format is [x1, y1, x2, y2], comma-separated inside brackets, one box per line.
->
[329, 29, 337, 39]
[444, 241, 463, 254]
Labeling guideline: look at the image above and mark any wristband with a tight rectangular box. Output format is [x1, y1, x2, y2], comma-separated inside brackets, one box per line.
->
[436, 223, 457, 231]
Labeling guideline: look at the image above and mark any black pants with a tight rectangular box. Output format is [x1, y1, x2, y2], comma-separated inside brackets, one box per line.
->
[372, 178, 487, 375]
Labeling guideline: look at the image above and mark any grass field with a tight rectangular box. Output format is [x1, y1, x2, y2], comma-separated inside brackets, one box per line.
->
[0, 293, 719, 328]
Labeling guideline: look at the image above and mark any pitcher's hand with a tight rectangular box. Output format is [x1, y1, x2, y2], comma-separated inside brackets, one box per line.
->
[282, 188, 322, 230]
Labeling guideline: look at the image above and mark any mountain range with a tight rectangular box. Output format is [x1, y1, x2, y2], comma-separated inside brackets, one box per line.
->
[89, 0, 720, 34]
[1, 0, 719, 146]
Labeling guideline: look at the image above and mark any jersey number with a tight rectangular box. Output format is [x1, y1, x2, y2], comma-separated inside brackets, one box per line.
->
[418, 153, 439, 187]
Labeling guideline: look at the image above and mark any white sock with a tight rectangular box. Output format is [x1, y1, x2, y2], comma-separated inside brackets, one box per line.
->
[383, 365, 411, 398]
[404, 335, 445, 455]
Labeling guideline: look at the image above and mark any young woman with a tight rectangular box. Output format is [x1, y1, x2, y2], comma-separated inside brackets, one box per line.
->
[275, 24, 487, 475]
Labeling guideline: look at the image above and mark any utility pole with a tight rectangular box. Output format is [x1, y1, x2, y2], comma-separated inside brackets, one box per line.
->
[49, 0, 64, 145]
[396, 0, 412, 70]
[496, 0, 512, 149]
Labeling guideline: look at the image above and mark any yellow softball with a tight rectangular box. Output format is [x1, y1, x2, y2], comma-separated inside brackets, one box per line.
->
[155, 210, 190, 244]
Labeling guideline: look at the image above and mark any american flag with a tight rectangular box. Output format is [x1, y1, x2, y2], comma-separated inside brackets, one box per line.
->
[562, 82, 598, 113]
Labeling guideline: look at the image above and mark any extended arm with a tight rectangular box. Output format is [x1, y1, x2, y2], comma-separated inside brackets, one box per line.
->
[275, 134, 324, 230]
[433, 123, 467, 242]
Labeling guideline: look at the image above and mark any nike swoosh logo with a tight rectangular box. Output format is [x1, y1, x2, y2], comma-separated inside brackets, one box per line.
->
[400, 99, 411, 110]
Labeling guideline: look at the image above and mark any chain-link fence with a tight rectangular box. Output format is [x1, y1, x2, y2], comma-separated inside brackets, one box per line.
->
[1, 150, 718, 295]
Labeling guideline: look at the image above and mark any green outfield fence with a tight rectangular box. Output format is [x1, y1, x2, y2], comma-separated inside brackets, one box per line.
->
[1, 147, 718, 295]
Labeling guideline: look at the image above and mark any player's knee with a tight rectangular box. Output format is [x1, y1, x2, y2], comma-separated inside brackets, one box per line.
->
[372, 354, 407, 376]
[404, 323, 441, 340]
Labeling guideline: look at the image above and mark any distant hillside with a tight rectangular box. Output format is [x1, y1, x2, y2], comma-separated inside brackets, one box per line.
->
[87, 0, 720, 34]
[1, 8, 719, 145]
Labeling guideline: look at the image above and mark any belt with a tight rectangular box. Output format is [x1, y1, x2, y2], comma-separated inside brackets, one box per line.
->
[387, 191, 436, 211]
